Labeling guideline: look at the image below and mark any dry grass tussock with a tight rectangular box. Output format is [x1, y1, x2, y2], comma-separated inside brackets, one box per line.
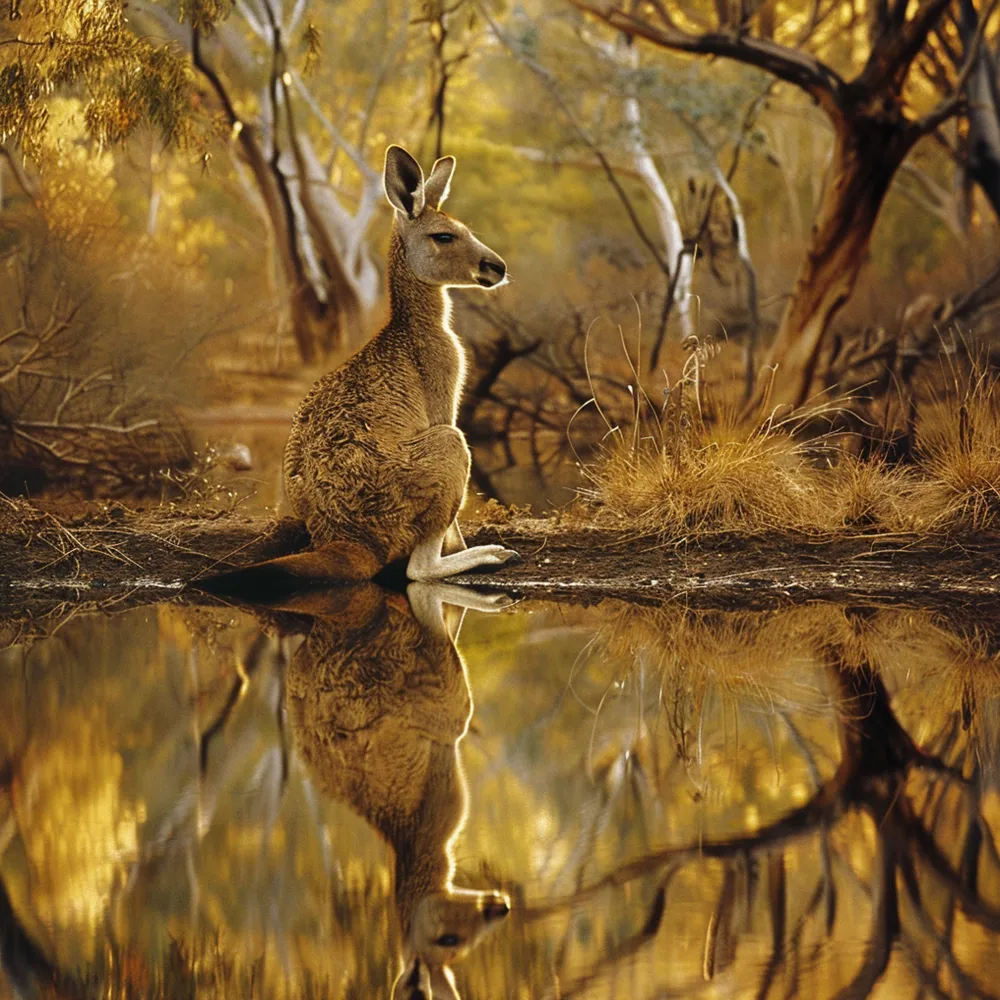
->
[577, 333, 1000, 539]
[914, 364, 1000, 530]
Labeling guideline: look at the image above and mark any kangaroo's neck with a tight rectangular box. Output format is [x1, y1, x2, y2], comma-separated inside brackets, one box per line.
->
[393, 837, 453, 934]
[381, 741, 465, 933]
[386, 225, 466, 426]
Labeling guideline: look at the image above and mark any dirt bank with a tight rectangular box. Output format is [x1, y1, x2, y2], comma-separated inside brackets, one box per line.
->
[464, 520, 1000, 608]
[2, 502, 1000, 641]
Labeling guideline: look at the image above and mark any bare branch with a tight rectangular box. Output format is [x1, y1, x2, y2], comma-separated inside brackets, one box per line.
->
[288, 69, 378, 184]
[858, 0, 954, 92]
[234, 0, 267, 38]
[568, 1, 847, 120]
[285, 0, 308, 35]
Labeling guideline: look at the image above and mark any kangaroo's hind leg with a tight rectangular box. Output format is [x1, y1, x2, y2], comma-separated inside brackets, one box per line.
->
[402, 426, 520, 581]
[443, 518, 465, 556]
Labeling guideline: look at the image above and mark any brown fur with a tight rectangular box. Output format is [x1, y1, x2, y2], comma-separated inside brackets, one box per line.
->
[283, 146, 519, 581]
[286, 582, 510, 999]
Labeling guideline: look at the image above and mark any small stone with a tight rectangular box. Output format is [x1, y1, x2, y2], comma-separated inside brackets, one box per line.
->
[222, 443, 253, 471]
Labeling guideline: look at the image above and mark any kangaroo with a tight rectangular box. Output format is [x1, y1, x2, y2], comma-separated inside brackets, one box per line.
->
[286, 580, 511, 999]
[282, 145, 520, 582]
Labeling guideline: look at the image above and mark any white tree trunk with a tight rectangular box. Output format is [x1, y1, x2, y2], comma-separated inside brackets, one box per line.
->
[280, 134, 380, 311]
[684, 118, 761, 398]
[619, 42, 694, 340]
[222, 5, 382, 323]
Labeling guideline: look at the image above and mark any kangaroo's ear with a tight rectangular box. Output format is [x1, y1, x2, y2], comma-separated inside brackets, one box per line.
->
[430, 965, 461, 1000]
[385, 145, 426, 219]
[423, 156, 456, 211]
[391, 955, 432, 1000]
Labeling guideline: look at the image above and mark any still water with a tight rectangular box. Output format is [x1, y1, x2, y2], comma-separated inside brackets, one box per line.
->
[1, 586, 999, 999]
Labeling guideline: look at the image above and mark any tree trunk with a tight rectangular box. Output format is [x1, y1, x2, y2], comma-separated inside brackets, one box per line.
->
[282, 90, 364, 357]
[191, 29, 365, 366]
[289, 284, 343, 365]
[959, 0, 1000, 223]
[618, 41, 694, 341]
[240, 125, 344, 365]
[752, 115, 912, 412]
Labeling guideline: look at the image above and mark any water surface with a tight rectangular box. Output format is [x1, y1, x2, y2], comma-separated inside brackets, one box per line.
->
[1, 589, 998, 999]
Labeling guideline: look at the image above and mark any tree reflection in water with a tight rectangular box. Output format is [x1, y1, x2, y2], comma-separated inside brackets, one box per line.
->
[0, 596, 998, 998]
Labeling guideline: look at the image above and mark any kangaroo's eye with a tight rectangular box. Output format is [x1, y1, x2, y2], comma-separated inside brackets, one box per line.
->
[434, 933, 462, 947]
[430, 233, 455, 244]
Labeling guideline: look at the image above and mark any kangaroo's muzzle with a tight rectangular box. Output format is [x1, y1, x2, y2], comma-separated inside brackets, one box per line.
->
[477, 258, 507, 288]
[482, 894, 511, 922]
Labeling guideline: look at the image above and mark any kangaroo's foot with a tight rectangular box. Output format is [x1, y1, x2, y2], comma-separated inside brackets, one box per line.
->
[407, 535, 520, 581]
[408, 581, 515, 641]
[408, 581, 514, 620]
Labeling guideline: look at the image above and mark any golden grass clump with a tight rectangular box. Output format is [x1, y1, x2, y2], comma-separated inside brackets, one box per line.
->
[585, 428, 818, 536]
[577, 334, 828, 535]
[822, 458, 924, 534]
[913, 366, 1000, 531]
[579, 332, 1000, 540]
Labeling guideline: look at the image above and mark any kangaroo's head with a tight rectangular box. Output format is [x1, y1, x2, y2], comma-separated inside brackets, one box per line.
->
[392, 887, 511, 1000]
[383, 144, 507, 290]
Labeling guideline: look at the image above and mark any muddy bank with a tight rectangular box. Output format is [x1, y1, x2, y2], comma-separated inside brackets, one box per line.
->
[1, 504, 1000, 637]
[463, 519, 1000, 608]
[0, 505, 307, 641]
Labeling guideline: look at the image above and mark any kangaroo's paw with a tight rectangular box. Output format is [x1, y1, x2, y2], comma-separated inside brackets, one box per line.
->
[456, 588, 518, 613]
[407, 541, 521, 581]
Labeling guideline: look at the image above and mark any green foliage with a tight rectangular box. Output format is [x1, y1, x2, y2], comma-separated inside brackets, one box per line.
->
[0, 0, 233, 156]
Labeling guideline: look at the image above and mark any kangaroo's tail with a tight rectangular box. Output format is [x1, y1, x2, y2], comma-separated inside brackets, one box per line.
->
[193, 540, 382, 599]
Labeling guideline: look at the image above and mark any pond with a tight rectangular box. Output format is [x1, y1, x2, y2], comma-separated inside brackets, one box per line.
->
[1, 586, 999, 999]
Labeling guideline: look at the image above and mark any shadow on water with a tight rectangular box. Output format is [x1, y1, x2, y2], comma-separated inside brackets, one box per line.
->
[1, 589, 1000, 998]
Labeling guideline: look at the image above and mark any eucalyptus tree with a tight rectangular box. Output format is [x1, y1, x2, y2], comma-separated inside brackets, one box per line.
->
[0, 0, 218, 159]
[128, 0, 413, 362]
[571, 0, 1000, 412]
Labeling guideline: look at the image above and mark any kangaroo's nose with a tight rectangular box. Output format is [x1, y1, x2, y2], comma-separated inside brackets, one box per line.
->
[479, 258, 506, 280]
[483, 896, 510, 921]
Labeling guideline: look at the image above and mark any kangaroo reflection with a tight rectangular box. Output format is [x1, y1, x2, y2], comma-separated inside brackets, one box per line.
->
[285, 581, 510, 1000]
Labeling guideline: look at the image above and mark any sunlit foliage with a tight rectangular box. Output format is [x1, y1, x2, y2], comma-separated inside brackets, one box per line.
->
[0, 0, 208, 157]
